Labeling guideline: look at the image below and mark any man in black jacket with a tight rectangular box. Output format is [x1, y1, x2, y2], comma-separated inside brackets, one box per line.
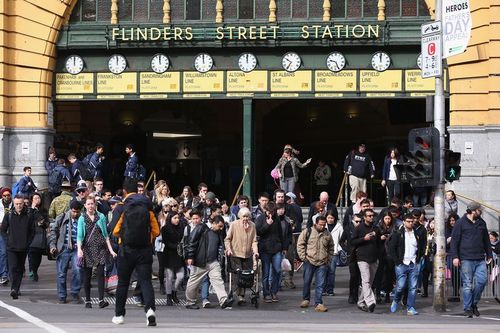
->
[0, 195, 35, 299]
[388, 214, 426, 316]
[184, 214, 233, 310]
[450, 202, 493, 318]
[307, 192, 338, 229]
[351, 208, 380, 312]
[340, 213, 363, 304]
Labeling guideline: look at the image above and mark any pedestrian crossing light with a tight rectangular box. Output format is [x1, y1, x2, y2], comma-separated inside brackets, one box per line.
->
[404, 127, 440, 187]
[445, 150, 461, 182]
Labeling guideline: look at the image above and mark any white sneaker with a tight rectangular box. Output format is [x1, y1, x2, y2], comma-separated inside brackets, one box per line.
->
[146, 309, 156, 326]
[202, 299, 212, 308]
[112, 316, 124, 325]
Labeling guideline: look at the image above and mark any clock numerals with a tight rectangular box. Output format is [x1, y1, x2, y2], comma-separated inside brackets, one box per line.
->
[282, 52, 301, 72]
[108, 54, 127, 74]
[65, 55, 84, 75]
[238, 53, 257, 72]
[326, 52, 346, 72]
[371, 51, 391, 72]
[194, 53, 214, 73]
[151, 54, 170, 74]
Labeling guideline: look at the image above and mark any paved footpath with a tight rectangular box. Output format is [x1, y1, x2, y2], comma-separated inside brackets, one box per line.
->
[0, 259, 498, 333]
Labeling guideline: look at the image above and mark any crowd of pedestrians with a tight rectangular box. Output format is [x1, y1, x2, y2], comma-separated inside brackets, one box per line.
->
[0, 143, 498, 327]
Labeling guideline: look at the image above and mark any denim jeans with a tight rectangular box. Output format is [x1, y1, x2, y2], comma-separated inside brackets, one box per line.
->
[56, 247, 82, 299]
[201, 275, 210, 300]
[324, 255, 339, 294]
[303, 261, 328, 305]
[394, 262, 419, 309]
[261, 251, 282, 297]
[280, 178, 295, 194]
[460, 259, 488, 311]
[0, 235, 8, 279]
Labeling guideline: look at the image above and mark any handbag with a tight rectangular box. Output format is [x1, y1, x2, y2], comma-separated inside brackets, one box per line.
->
[281, 258, 292, 272]
[271, 168, 281, 180]
[154, 235, 165, 253]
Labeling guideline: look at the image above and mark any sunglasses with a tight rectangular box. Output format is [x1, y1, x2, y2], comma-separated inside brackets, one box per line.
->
[170, 204, 178, 207]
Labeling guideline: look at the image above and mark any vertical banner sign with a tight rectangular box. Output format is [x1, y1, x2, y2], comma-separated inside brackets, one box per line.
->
[421, 22, 442, 78]
[442, 0, 471, 58]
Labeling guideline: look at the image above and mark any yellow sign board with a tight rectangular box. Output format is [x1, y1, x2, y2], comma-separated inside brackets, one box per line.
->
[183, 72, 224, 92]
[270, 71, 312, 92]
[97, 73, 137, 94]
[226, 71, 268, 92]
[360, 70, 402, 92]
[55, 74, 94, 94]
[140, 72, 181, 93]
[405, 70, 435, 91]
[314, 71, 357, 92]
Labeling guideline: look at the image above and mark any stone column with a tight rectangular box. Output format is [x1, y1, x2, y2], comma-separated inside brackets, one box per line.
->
[163, 0, 171, 24]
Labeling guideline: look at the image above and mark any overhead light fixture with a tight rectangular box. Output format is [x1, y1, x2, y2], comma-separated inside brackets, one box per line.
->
[152, 132, 201, 139]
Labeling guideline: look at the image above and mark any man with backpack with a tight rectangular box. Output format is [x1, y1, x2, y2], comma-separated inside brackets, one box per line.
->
[15, 167, 37, 198]
[112, 179, 159, 326]
[124, 144, 146, 181]
[297, 215, 334, 312]
[68, 153, 92, 182]
[83, 143, 105, 179]
[48, 159, 72, 201]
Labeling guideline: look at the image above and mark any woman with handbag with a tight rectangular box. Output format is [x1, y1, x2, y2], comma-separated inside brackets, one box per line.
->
[28, 192, 49, 282]
[273, 148, 311, 194]
[77, 196, 117, 309]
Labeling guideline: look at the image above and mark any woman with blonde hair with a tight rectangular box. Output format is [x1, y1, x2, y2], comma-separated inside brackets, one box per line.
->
[152, 180, 171, 214]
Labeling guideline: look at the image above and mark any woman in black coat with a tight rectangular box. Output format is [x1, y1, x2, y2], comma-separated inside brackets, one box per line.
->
[28, 192, 49, 282]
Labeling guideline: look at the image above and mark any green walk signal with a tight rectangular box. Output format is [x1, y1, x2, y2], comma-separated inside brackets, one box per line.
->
[445, 150, 461, 182]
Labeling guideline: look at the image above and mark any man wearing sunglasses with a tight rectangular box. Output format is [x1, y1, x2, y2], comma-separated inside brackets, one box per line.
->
[351, 208, 381, 313]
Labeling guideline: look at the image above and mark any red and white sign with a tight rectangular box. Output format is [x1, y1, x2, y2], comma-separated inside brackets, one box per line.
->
[421, 22, 442, 79]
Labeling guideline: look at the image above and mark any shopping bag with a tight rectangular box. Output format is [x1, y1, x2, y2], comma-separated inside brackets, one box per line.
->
[281, 258, 292, 272]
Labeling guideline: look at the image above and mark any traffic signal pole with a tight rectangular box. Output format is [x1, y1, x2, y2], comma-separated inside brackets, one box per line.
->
[433, 0, 447, 312]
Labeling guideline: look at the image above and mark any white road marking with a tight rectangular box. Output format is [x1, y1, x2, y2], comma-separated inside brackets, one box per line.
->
[0, 300, 67, 333]
[442, 314, 500, 322]
[480, 316, 500, 321]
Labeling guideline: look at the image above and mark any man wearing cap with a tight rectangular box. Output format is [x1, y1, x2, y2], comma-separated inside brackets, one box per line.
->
[450, 202, 493, 318]
[201, 192, 217, 224]
[343, 144, 375, 204]
[49, 182, 74, 221]
[0, 187, 11, 285]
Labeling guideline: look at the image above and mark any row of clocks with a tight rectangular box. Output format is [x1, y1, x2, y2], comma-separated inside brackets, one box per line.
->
[65, 52, 423, 75]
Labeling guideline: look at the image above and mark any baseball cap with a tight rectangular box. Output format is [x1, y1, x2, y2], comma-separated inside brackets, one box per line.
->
[467, 201, 481, 211]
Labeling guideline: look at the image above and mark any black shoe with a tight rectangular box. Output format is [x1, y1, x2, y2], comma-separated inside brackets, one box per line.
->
[471, 304, 480, 317]
[171, 291, 180, 304]
[357, 304, 368, 312]
[58, 298, 67, 304]
[376, 295, 382, 304]
[33, 272, 39, 282]
[99, 300, 109, 308]
[185, 304, 200, 310]
[421, 292, 428, 298]
[385, 294, 391, 303]
[166, 294, 173, 306]
[159, 283, 166, 295]
[464, 309, 473, 318]
[10, 290, 18, 300]
[221, 297, 234, 309]
[133, 296, 144, 307]
[448, 296, 460, 302]
[348, 295, 356, 304]
[368, 303, 376, 313]
[85, 301, 92, 309]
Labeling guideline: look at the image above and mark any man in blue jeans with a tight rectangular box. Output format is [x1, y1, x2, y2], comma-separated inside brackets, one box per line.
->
[388, 214, 426, 315]
[297, 216, 334, 312]
[48, 201, 84, 304]
[450, 202, 493, 318]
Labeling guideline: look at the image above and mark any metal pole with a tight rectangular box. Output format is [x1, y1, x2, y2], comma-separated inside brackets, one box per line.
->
[242, 99, 253, 199]
[433, 0, 447, 312]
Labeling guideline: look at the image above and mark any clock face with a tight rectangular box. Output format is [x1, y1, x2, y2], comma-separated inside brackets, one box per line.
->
[282, 52, 301, 72]
[371, 51, 391, 72]
[417, 53, 423, 70]
[151, 54, 170, 74]
[194, 53, 213, 73]
[108, 54, 127, 74]
[65, 55, 84, 75]
[326, 52, 346, 72]
[238, 53, 257, 72]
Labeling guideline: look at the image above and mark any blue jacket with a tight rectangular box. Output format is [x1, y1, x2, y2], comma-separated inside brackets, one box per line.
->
[45, 159, 57, 173]
[52, 164, 72, 182]
[382, 156, 402, 181]
[450, 214, 492, 261]
[18, 175, 37, 197]
[88, 152, 104, 178]
[71, 160, 86, 182]
[124, 153, 138, 178]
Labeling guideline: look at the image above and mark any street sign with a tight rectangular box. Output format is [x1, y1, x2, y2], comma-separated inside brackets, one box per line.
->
[442, 0, 472, 58]
[421, 22, 442, 78]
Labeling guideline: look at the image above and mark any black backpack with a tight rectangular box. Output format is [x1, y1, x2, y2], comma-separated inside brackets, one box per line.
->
[120, 202, 151, 248]
[48, 168, 63, 194]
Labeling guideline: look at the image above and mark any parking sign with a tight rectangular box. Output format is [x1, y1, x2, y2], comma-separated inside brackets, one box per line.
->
[421, 22, 442, 78]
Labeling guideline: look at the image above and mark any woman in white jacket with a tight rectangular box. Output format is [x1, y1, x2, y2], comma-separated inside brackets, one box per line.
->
[323, 210, 343, 296]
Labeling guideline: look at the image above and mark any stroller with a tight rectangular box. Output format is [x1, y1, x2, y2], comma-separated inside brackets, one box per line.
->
[227, 256, 260, 308]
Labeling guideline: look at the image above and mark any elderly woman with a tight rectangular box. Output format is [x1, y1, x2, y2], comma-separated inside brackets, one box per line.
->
[224, 207, 258, 305]
[77, 196, 117, 309]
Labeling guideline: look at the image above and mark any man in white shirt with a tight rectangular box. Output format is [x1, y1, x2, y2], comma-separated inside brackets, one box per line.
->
[388, 214, 426, 315]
